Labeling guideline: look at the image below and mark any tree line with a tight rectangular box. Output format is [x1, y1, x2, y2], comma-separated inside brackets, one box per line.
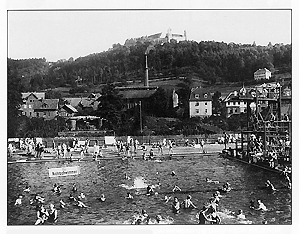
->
[8, 40, 291, 92]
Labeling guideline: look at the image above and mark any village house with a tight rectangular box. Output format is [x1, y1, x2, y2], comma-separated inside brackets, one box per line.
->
[64, 94, 100, 114]
[33, 99, 59, 120]
[189, 87, 212, 118]
[254, 68, 271, 81]
[116, 86, 158, 109]
[20, 92, 45, 117]
[58, 104, 78, 117]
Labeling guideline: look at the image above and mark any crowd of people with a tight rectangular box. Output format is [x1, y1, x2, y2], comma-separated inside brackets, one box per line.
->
[13, 166, 277, 226]
[246, 133, 291, 170]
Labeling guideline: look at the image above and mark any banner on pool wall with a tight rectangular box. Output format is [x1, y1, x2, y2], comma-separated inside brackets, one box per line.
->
[105, 136, 116, 145]
[48, 166, 80, 178]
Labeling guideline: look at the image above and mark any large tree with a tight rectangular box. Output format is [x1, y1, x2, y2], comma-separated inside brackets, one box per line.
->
[7, 65, 23, 137]
[96, 84, 125, 131]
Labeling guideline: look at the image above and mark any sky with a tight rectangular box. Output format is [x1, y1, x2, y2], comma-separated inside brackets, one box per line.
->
[8, 9, 291, 62]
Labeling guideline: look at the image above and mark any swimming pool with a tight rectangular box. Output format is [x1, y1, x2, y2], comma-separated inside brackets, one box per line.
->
[7, 154, 291, 225]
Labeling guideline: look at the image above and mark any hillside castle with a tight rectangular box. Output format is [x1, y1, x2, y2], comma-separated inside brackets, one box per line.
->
[124, 29, 187, 47]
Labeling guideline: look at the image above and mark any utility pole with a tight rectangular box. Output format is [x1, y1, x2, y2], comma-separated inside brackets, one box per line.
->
[139, 101, 143, 133]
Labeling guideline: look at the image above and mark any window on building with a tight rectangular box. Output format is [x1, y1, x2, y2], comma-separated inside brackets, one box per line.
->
[205, 102, 207, 105]
[235, 109, 238, 113]
[36, 112, 39, 117]
[229, 109, 233, 114]
[195, 102, 199, 106]
[195, 94, 199, 99]
[205, 109, 208, 113]
[196, 109, 199, 113]
[29, 112, 32, 116]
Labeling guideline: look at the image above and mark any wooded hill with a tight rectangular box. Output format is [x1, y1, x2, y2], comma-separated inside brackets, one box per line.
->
[8, 40, 291, 92]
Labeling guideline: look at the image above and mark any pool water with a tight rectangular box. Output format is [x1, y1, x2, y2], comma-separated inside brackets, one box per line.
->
[7, 154, 291, 225]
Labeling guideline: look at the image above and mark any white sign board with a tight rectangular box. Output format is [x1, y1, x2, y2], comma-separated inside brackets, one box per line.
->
[105, 136, 116, 145]
[48, 166, 80, 178]
[78, 140, 86, 146]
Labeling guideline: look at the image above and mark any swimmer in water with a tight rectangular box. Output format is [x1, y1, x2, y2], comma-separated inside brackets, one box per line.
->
[34, 193, 45, 203]
[47, 204, 58, 224]
[140, 209, 149, 223]
[211, 192, 220, 206]
[55, 186, 62, 196]
[98, 194, 106, 202]
[34, 205, 48, 225]
[183, 195, 197, 209]
[164, 195, 172, 203]
[52, 183, 58, 192]
[76, 199, 88, 208]
[172, 197, 180, 214]
[155, 214, 163, 224]
[24, 185, 31, 193]
[209, 206, 221, 224]
[14, 195, 23, 206]
[172, 185, 181, 192]
[59, 200, 66, 209]
[126, 192, 134, 200]
[223, 182, 231, 191]
[236, 209, 246, 219]
[197, 206, 215, 225]
[249, 200, 255, 209]
[256, 199, 268, 211]
[206, 178, 220, 184]
[171, 171, 176, 177]
[146, 185, 155, 195]
[78, 192, 85, 199]
[125, 173, 130, 180]
[265, 180, 276, 191]
[69, 193, 76, 202]
[72, 183, 77, 193]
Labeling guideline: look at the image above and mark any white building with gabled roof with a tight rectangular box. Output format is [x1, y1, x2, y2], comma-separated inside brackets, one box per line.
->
[254, 68, 271, 81]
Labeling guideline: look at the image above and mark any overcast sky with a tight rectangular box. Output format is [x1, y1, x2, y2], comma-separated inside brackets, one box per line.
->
[8, 9, 291, 62]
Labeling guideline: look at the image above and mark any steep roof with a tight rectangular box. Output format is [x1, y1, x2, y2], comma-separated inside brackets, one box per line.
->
[254, 68, 271, 74]
[65, 98, 82, 107]
[22, 92, 45, 100]
[189, 87, 212, 101]
[61, 104, 78, 113]
[33, 99, 59, 110]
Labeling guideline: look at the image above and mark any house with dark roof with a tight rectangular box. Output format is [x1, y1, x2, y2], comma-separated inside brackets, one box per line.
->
[64, 96, 100, 113]
[20, 92, 45, 117]
[59, 104, 78, 117]
[189, 87, 212, 118]
[116, 86, 158, 109]
[33, 99, 59, 120]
